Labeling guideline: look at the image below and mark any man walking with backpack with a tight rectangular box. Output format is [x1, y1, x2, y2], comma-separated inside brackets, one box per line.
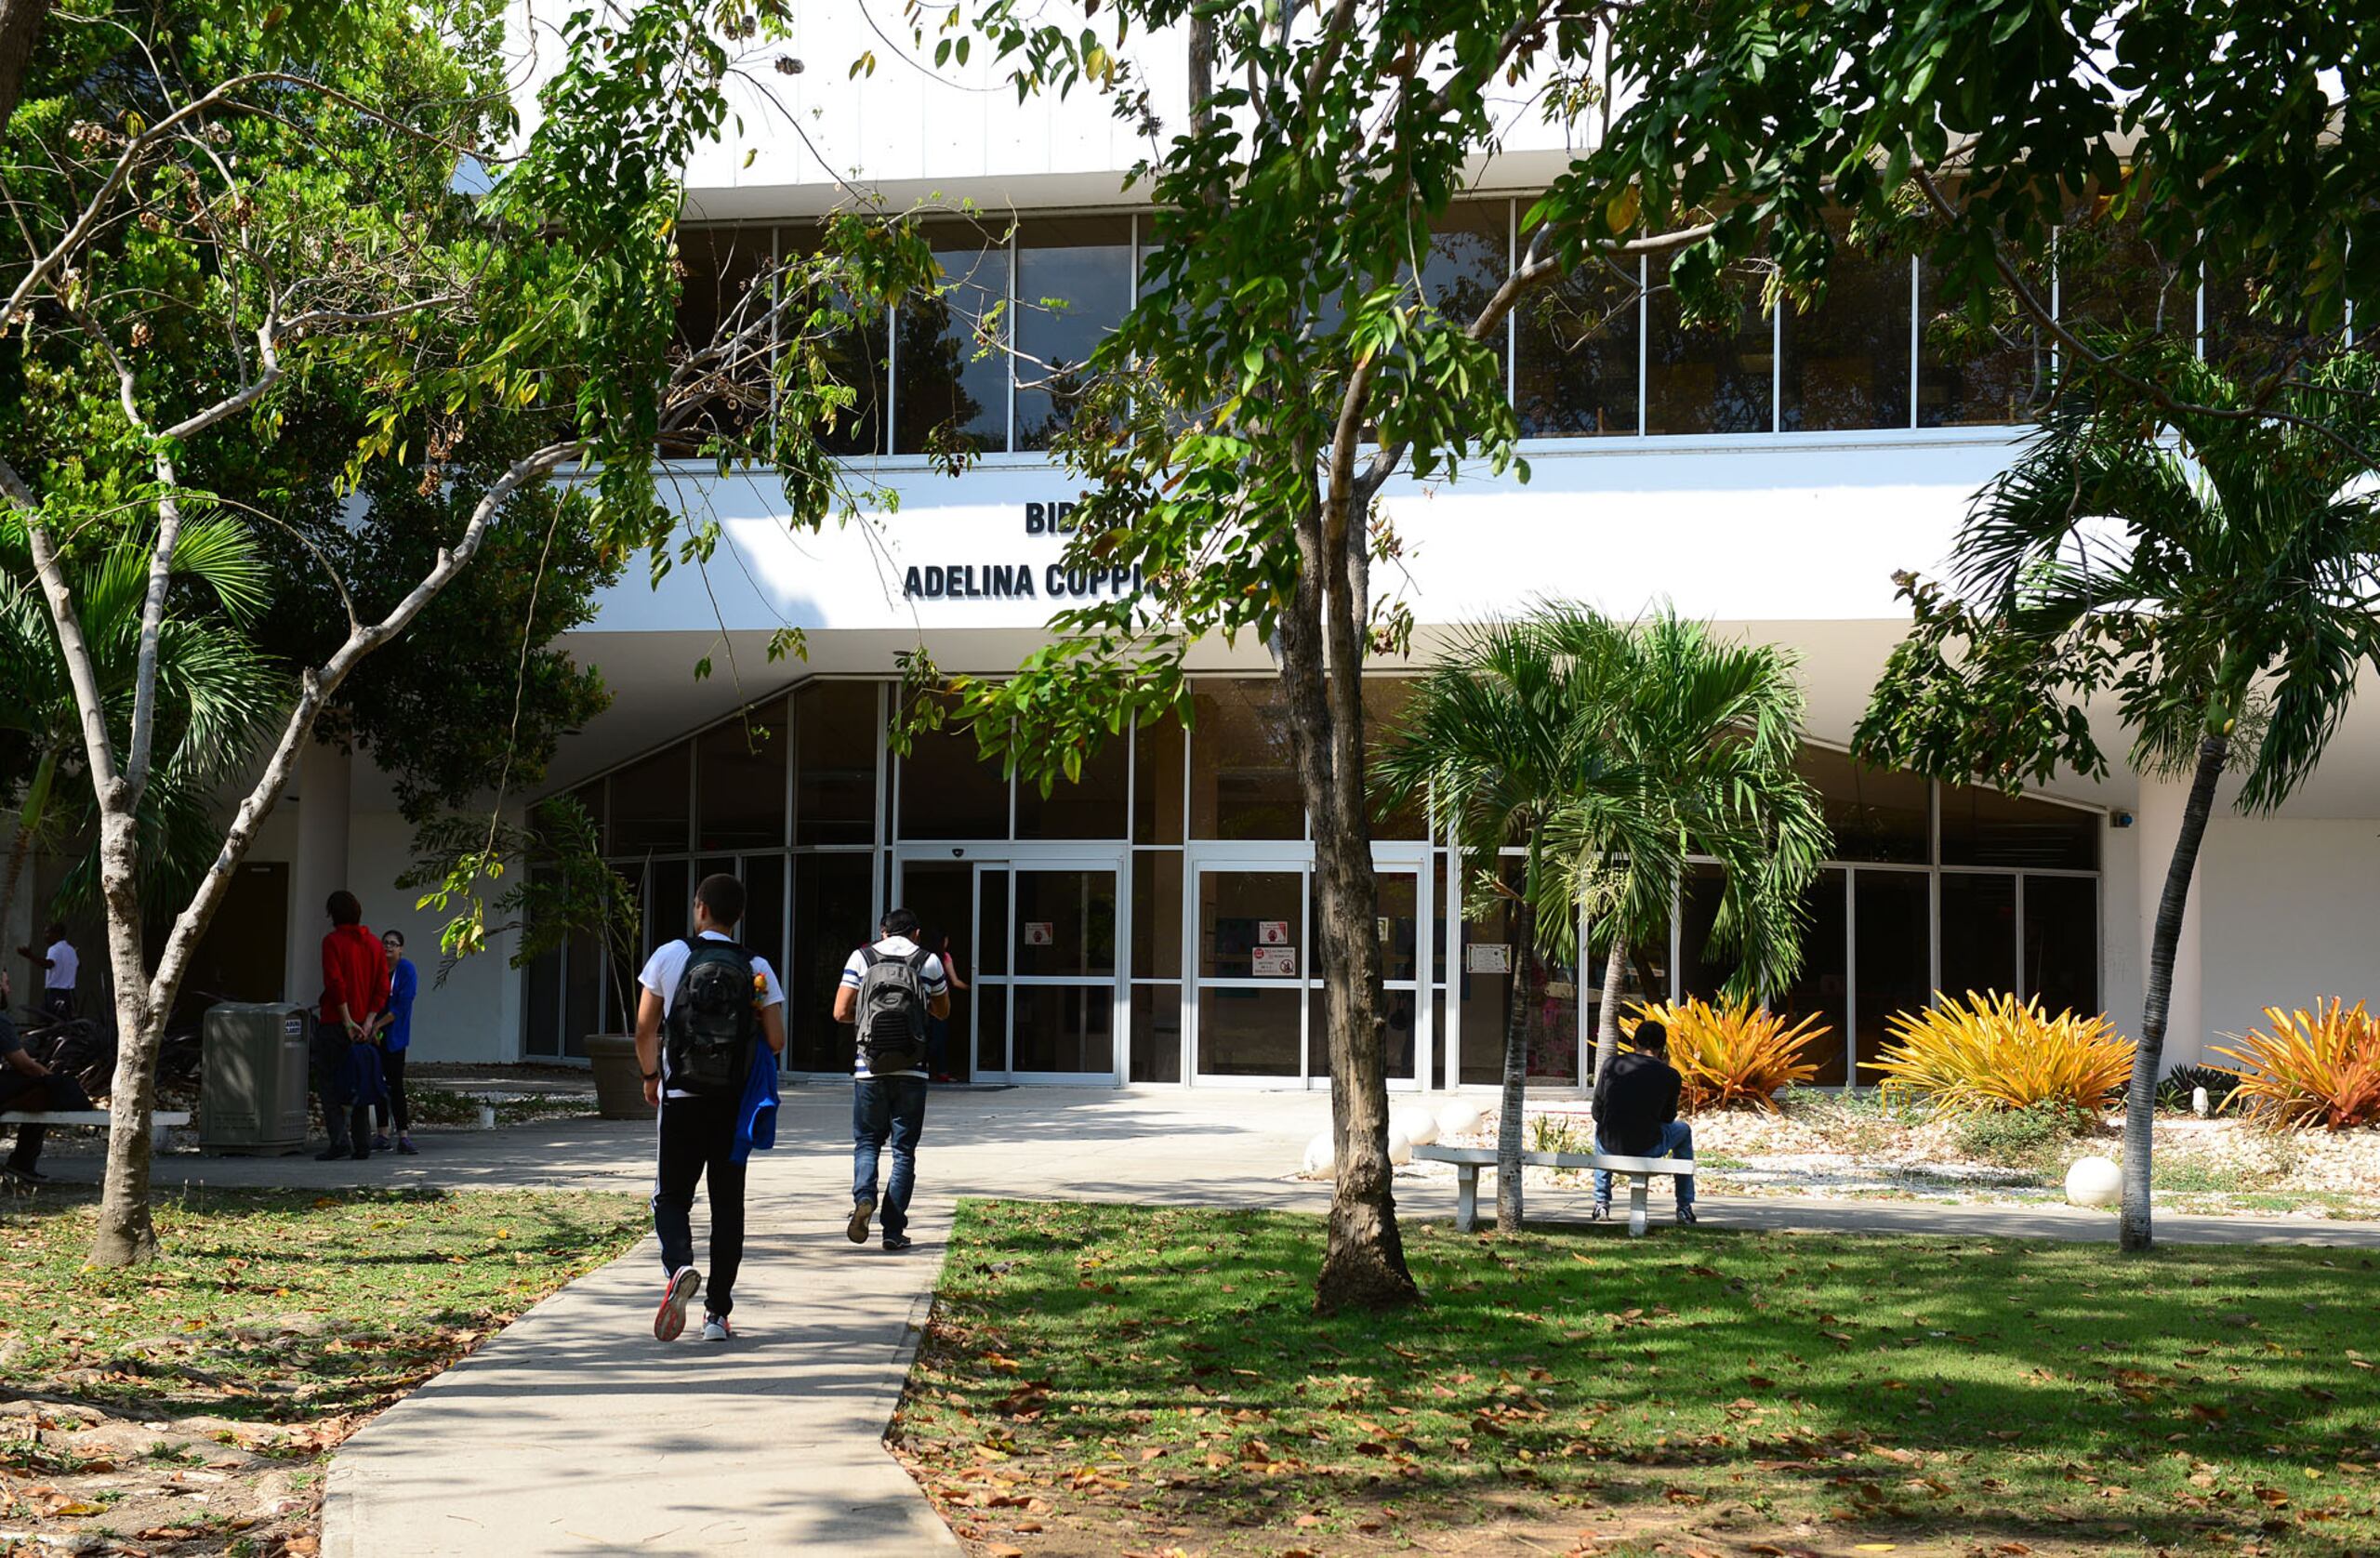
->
[832, 908, 948, 1252]
[634, 874, 787, 1341]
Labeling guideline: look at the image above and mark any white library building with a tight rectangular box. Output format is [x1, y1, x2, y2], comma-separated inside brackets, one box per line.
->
[28, 7, 2378, 1091]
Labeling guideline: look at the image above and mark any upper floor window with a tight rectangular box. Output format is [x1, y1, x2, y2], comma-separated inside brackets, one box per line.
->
[1646, 252, 1774, 435]
[1780, 213, 1911, 432]
[667, 197, 2294, 463]
[896, 218, 1012, 456]
[1014, 217, 1134, 451]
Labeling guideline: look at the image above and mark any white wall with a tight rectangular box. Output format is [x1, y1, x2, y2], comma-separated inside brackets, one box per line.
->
[600, 429, 2021, 640]
[2195, 817, 2380, 1065]
[510, 0, 1604, 219]
[347, 808, 525, 1066]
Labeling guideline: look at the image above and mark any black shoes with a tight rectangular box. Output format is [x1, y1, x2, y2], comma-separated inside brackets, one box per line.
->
[882, 1233, 913, 1252]
[315, 1145, 350, 1161]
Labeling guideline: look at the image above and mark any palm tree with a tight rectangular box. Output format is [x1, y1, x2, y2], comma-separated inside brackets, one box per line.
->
[0, 520, 283, 952]
[1855, 349, 2380, 1252]
[1545, 613, 1832, 1088]
[1376, 604, 1829, 1231]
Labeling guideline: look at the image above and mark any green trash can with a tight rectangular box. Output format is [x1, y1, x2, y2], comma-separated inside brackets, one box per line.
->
[199, 1002, 312, 1155]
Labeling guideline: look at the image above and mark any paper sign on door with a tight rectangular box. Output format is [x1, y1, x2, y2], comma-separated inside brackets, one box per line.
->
[1256, 920, 1289, 945]
[1023, 922, 1055, 946]
[1465, 943, 1512, 974]
[1251, 945, 1298, 977]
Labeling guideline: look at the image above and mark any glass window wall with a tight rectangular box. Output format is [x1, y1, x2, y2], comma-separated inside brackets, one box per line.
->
[610, 745, 690, 856]
[696, 707, 787, 852]
[661, 205, 2282, 460]
[1189, 680, 1302, 839]
[1515, 249, 1640, 437]
[1939, 783, 2099, 871]
[526, 682, 2102, 1093]
[1014, 217, 1133, 450]
[1938, 872, 2017, 1001]
[1777, 868, 1850, 1086]
[894, 219, 1011, 456]
[794, 682, 879, 845]
[668, 225, 773, 455]
[1917, 253, 2049, 428]
[1646, 254, 1773, 435]
[1796, 746, 1928, 864]
[1781, 215, 1911, 431]
[1014, 736, 1128, 839]
[1421, 205, 1511, 378]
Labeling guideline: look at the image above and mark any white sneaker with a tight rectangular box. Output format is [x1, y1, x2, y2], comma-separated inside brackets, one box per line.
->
[701, 1313, 732, 1341]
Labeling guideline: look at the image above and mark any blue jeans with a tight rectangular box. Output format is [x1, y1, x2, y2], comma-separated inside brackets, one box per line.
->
[853, 1077, 928, 1240]
[1593, 1119, 1695, 1208]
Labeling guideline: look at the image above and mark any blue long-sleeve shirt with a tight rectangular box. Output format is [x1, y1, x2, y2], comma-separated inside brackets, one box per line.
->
[383, 957, 417, 1051]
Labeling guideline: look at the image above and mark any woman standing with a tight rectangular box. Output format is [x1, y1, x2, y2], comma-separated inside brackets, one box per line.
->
[373, 930, 419, 1155]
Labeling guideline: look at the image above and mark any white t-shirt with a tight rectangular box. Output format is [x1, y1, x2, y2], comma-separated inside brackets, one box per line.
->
[45, 940, 76, 991]
[638, 931, 786, 1100]
[839, 936, 947, 1079]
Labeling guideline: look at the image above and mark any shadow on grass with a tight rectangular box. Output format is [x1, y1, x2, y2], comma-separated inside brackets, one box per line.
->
[903, 1202, 2380, 1557]
[3, 1184, 646, 1428]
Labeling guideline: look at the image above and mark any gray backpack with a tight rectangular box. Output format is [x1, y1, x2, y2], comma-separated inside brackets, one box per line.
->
[856, 945, 932, 1074]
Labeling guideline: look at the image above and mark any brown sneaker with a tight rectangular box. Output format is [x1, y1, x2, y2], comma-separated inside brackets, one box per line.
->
[846, 1196, 876, 1245]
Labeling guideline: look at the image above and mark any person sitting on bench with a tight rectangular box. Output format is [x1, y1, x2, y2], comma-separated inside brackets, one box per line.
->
[1, 970, 94, 1184]
[1590, 1017, 1697, 1226]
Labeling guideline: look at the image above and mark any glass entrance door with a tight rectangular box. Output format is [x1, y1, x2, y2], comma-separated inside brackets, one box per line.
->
[1190, 855, 1431, 1088]
[1193, 866, 1306, 1081]
[895, 850, 1124, 1084]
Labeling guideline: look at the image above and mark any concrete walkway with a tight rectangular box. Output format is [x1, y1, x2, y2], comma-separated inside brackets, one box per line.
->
[50, 1088, 2374, 1555]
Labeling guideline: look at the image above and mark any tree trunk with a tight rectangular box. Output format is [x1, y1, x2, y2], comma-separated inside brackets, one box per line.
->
[88, 806, 160, 1265]
[0, 0, 52, 130]
[1277, 481, 1416, 1313]
[1593, 934, 1626, 1081]
[0, 810, 35, 961]
[2121, 730, 2228, 1253]
[1494, 897, 1538, 1232]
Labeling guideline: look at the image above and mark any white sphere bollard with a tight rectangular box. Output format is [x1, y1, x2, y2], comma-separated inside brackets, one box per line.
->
[1387, 1129, 1415, 1168]
[2065, 1155, 2123, 1208]
[1392, 1104, 1441, 1146]
[1436, 1099, 1490, 1139]
[1302, 1131, 1335, 1177]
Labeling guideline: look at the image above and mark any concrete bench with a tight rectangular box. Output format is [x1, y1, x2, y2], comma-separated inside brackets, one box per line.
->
[1414, 1142, 1695, 1236]
[2, 1109, 191, 1154]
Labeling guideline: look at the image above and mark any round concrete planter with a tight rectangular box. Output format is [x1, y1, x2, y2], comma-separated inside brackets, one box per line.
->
[583, 1033, 655, 1120]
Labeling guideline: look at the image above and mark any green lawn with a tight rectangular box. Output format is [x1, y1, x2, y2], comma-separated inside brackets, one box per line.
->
[0, 1185, 643, 1553]
[896, 1202, 2380, 1557]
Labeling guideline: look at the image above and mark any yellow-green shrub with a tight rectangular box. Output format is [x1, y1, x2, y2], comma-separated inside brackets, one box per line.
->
[1865, 991, 2133, 1116]
[2212, 1000, 2380, 1131]
[1621, 996, 1828, 1114]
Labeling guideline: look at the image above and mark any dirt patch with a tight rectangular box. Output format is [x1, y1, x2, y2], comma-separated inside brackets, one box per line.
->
[0, 1394, 333, 1556]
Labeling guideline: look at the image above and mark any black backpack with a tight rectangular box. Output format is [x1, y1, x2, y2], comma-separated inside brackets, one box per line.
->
[855, 944, 932, 1075]
[664, 938, 758, 1095]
